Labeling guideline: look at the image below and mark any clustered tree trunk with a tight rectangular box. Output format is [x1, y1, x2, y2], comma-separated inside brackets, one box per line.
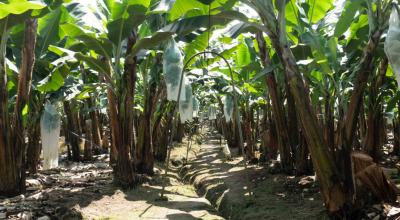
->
[26, 94, 44, 174]
[0, 19, 38, 196]
[256, 32, 293, 172]
[107, 30, 138, 187]
[243, 0, 394, 216]
[64, 101, 81, 161]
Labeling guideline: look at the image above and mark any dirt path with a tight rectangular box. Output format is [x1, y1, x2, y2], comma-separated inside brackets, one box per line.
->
[178, 130, 327, 220]
[0, 152, 223, 219]
[78, 168, 223, 220]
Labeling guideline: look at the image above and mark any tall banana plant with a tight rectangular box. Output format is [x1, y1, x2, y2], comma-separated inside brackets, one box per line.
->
[56, 0, 242, 185]
[0, 0, 50, 196]
[217, 0, 394, 215]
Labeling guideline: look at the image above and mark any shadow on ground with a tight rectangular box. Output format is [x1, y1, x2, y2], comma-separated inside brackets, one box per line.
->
[178, 129, 328, 220]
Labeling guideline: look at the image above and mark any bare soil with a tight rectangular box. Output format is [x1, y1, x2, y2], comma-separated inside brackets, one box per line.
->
[3, 129, 400, 219]
[0, 155, 222, 219]
[177, 130, 328, 220]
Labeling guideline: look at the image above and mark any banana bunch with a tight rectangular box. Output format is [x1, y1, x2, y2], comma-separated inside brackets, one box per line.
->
[385, 7, 400, 86]
[163, 39, 186, 101]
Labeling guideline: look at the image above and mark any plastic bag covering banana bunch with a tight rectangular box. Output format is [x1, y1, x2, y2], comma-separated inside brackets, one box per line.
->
[192, 97, 200, 118]
[199, 112, 206, 122]
[208, 106, 217, 120]
[385, 7, 400, 85]
[163, 39, 186, 101]
[223, 95, 234, 122]
[40, 103, 61, 170]
[179, 81, 193, 122]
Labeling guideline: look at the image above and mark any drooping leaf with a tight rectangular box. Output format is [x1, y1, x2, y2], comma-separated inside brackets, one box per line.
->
[184, 31, 209, 65]
[0, 1, 46, 19]
[306, 0, 333, 23]
[131, 11, 247, 55]
[106, 0, 150, 46]
[74, 53, 110, 75]
[37, 69, 65, 92]
[37, 6, 67, 56]
[334, 0, 363, 37]
[75, 35, 113, 59]
[169, 0, 231, 21]
[236, 37, 251, 67]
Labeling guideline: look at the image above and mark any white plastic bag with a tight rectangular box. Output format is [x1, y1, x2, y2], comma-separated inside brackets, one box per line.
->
[40, 103, 61, 170]
[385, 7, 400, 85]
[192, 97, 199, 118]
[179, 81, 193, 122]
[208, 106, 217, 120]
[199, 112, 205, 122]
[223, 95, 234, 122]
[222, 143, 232, 160]
[163, 39, 186, 101]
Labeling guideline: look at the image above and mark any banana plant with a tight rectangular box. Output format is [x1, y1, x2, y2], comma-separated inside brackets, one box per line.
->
[0, 0, 54, 196]
[213, 0, 395, 215]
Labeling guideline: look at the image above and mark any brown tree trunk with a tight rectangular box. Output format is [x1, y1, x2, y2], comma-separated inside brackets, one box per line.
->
[154, 103, 176, 161]
[26, 121, 41, 174]
[295, 130, 311, 175]
[84, 119, 93, 161]
[63, 101, 81, 161]
[135, 55, 164, 175]
[81, 65, 102, 154]
[324, 93, 335, 154]
[0, 19, 37, 196]
[0, 25, 11, 195]
[107, 86, 119, 165]
[101, 128, 110, 152]
[257, 3, 347, 210]
[338, 29, 383, 206]
[174, 119, 185, 143]
[26, 108, 42, 174]
[359, 103, 367, 149]
[89, 105, 102, 154]
[26, 96, 44, 174]
[152, 97, 168, 161]
[393, 113, 400, 156]
[244, 105, 256, 161]
[107, 29, 138, 187]
[260, 95, 278, 161]
[256, 32, 293, 172]
[135, 113, 154, 174]
[286, 81, 299, 157]
[364, 58, 388, 161]
[278, 42, 345, 214]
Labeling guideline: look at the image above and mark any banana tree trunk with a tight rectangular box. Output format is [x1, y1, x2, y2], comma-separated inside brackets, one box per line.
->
[81, 65, 102, 154]
[364, 58, 388, 161]
[394, 111, 400, 156]
[0, 19, 37, 196]
[338, 29, 383, 205]
[278, 42, 346, 213]
[244, 105, 256, 161]
[84, 119, 93, 161]
[89, 104, 102, 154]
[256, 32, 293, 172]
[135, 110, 154, 174]
[63, 101, 81, 161]
[258, 6, 346, 209]
[174, 119, 184, 143]
[26, 95, 44, 174]
[324, 93, 335, 154]
[107, 30, 138, 186]
[26, 121, 41, 174]
[295, 129, 311, 175]
[154, 102, 176, 161]
[286, 80, 299, 157]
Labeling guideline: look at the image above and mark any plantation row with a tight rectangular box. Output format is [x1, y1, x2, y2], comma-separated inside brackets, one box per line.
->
[1, 0, 400, 218]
